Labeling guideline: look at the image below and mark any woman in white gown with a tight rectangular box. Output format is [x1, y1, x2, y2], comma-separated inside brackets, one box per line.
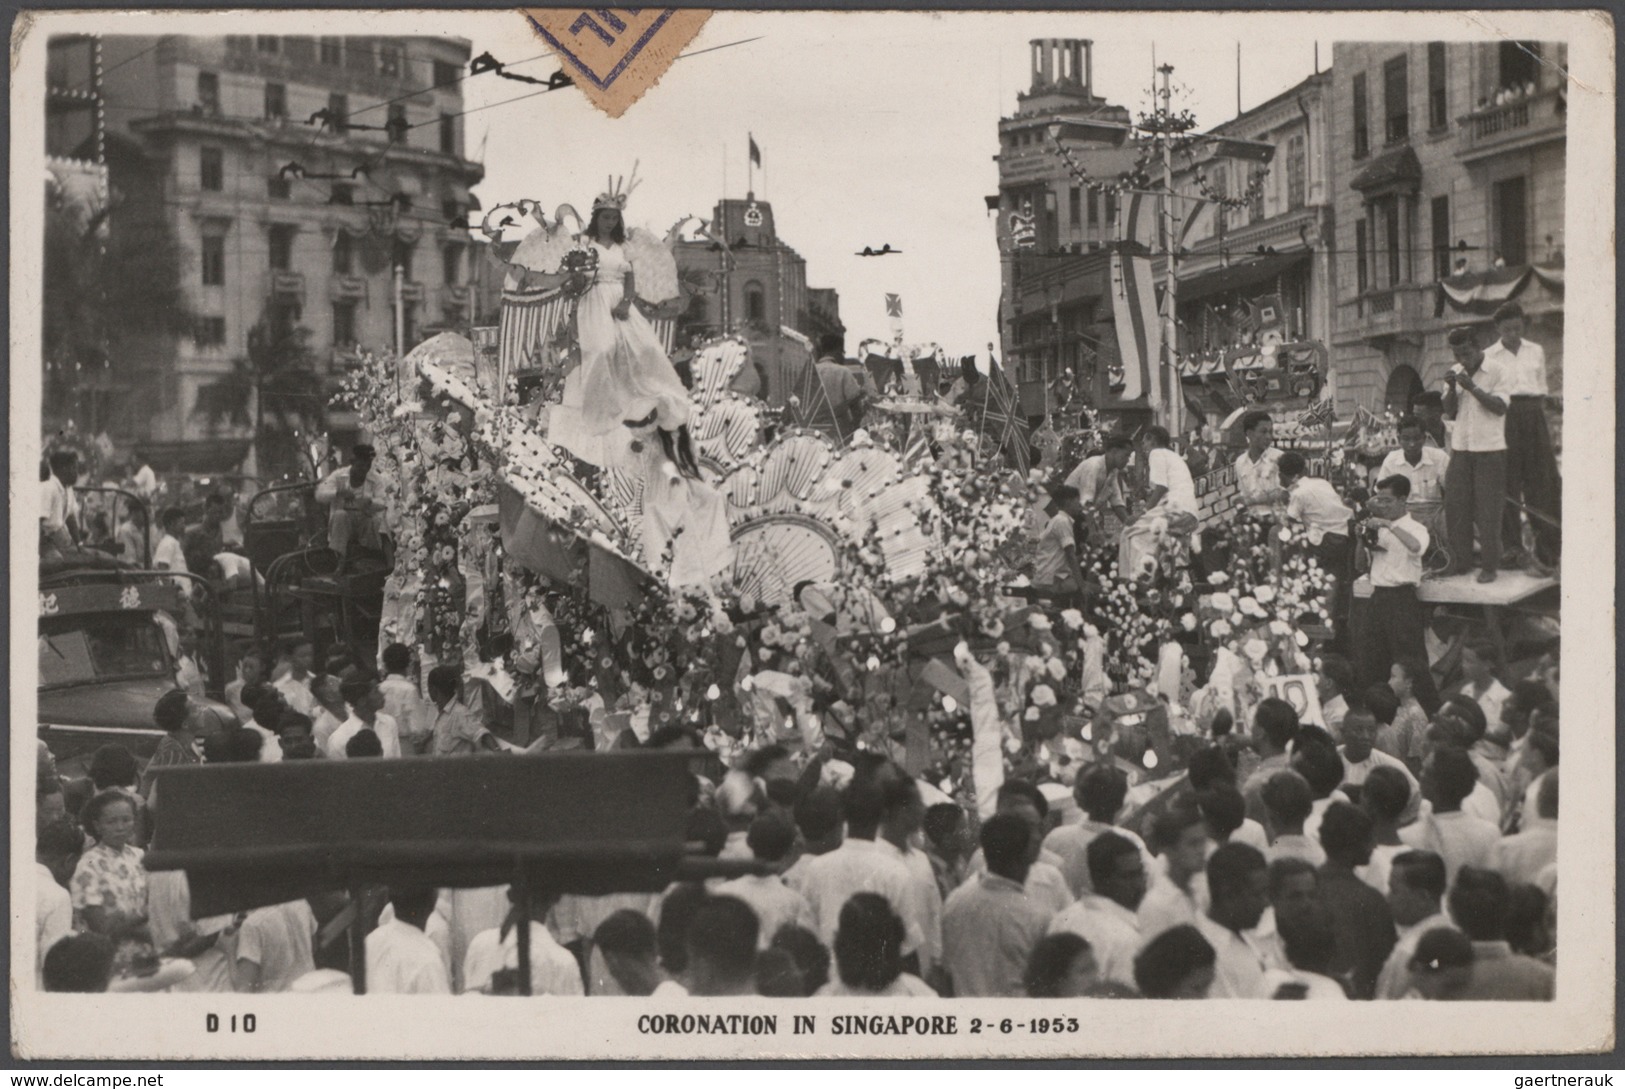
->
[546, 199, 694, 472]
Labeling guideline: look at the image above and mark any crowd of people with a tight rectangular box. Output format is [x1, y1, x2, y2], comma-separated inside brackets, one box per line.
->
[37, 615, 1558, 999]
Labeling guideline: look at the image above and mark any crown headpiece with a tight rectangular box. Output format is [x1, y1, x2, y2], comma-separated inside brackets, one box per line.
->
[592, 161, 642, 213]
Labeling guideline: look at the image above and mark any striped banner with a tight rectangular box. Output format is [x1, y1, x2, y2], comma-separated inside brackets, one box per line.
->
[498, 285, 679, 394]
[1110, 249, 1161, 408]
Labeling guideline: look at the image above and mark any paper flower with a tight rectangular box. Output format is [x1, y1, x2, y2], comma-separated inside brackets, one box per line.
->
[1254, 585, 1276, 604]
[1031, 684, 1057, 707]
[1060, 608, 1085, 630]
[1210, 592, 1235, 613]
[1212, 619, 1232, 638]
[1180, 613, 1197, 632]
[1029, 614, 1053, 633]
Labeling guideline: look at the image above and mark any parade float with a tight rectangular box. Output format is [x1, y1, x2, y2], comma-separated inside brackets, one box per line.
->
[332, 189, 1339, 820]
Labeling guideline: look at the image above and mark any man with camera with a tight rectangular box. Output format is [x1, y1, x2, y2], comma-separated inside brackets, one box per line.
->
[1441, 326, 1509, 583]
[1356, 475, 1438, 712]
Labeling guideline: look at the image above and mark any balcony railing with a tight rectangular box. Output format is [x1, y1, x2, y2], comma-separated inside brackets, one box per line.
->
[1346, 283, 1431, 337]
[1457, 89, 1565, 159]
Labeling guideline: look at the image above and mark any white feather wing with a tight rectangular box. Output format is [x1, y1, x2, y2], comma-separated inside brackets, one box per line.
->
[624, 227, 680, 304]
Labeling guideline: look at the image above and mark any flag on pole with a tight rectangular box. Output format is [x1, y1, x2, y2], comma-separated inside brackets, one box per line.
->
[748, 135, 761, 168]
[884, 293, 903, 318]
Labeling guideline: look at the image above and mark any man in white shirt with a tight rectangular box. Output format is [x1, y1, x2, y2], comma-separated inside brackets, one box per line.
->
[315, 443, 388, 573]
[1493, 769, 1557, 886]
[713, 811, 817, 952]
[1044, 762, 1154, 898]
[1400, 748, 1501, 886]
[1375, 849, 1454, 999]
[798, 771, 923, 957]
[152, 508, 191, 591]
[1280, 451, 1355, 647]
[1193, 843, 1278, 998]
[1137, 807, 1211, 941]
[1234, 411, 1287, 518]
[1356, 475, 1434, 703]
[463, 888, 584, 996]
[36, 819, 80, 987]
[1442, 325, 1510, 582]
[1339, 707, 1420, 796]
[1482, 302, 1559, 568]
[1064, 433, 1133, 526]
[272, 639, 320, 718]
[40, 451, 82, 553]
[326, 675, 402, 759]
[366, 887, 451, 994]
[1119, 425, 1199, 577]
[1030, 486, 1087, 593]
[232, 899, 317, 993]
[874, 772, 944, 977]
[1379, 416, 1449, 550]
[379, 643, 429, 755]
[962, 781, 1074, 917]
[1047, 831, 1146, 990]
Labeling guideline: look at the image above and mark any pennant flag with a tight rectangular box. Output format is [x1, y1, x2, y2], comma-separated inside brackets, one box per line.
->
[1298, 398, 1335, 429]
[748, 135, 762, 168]
[964, 359, 1030, 474]
[1109, 249, 1162, 408]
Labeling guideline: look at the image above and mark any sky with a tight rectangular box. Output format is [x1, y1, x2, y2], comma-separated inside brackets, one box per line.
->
[462, 12, 1330, 354]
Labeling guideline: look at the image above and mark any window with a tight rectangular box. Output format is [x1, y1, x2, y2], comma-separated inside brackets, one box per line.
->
[400, 302, 418, 348]
[1355, 218, 1368, 295]
[442, 244, 461, 286]
[377, 43, 402, 77]
[319, 37, 342, 65]
[346, 39, 372, 73]
[267, 174, 291, 200]
[442, 198, 463, 223]
[270, 302, 302, 339]
[1431, 195, 1452, 280]
[1246, 171, 1265, 224]
[1497, 41, 1538, 94]
[433, 60, 459, 86]
[284, 37, 315, 64]
[1383, 197, 1402, 285]
[1286, 134, 1306, 210]
[255, 36, 279, 55]
[47, 102, 96, 160]
[200, 147, 224, 191]
[201, 231, 227, 286]
[439, 112, 457, 155]
[1087, 189, 1099, 227]
[1352, 72, 1369, 159]
[1067, 185, 1081, 229]
[443, 304, 466, 330]
[268, 225, 296, 271]
[196, 71, 220, 115]
[1492, 176, 1528, 266]
[1427, 43, 1448, 130]
[194, 316, 226, 347]
[393, 239, 415, 281]
[46, 38, 95, 91]
[328, 93, 348, 134]
[744, 282, 766, 323]
[264, 81, 287, 120]
[1103, 189, 1118, 226]
[330, 183, 354, 206]
[332, 301, 357, 348]
[333, 232, 354, 275]
[388, 103, 407, 144]
[1383, 55, 1409, 144]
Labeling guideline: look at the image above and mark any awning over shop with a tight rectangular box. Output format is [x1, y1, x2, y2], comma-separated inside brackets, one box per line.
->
[1177, 251, 1310, 304]
[1350, 146, 1422, 194]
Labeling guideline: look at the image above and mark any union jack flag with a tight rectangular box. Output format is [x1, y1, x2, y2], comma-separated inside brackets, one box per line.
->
[965, 359, 1030, 474]
[1298, 398, 1335, 429]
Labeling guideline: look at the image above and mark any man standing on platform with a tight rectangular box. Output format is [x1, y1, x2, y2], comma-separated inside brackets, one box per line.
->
[1355, 475, 1440, 735]
[1234, 411, 1288, 520]
[1442, 326, 1509, 583]
[1482, 302, 1560, 571]
[1379, 417, 1449, 565]
[1280, 451, 1354, 653]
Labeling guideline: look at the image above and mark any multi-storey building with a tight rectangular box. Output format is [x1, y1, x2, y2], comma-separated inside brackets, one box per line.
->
[99, 34, 485, 454]
[1328, 40, 1566, 412]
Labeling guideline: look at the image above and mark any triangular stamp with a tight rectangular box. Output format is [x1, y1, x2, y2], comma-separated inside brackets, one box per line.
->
[523, 8, 712, 118]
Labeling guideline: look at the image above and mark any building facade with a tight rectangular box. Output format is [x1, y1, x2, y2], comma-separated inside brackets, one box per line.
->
[1328, 40, 1566, 412]
[990, 39, 1137, 417]
[99, 34, 485, 454]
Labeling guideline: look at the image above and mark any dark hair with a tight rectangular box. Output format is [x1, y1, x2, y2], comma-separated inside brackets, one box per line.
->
[742, 743, 791, 779]
[1361, 683, 1400, 727]
[42, 933, 116, 993]
[340, 674, 377, 708]
[1535, 767, 1558, 819]
[381, 643, 412, 675]
[1133, 925, 1216, 998]
[1024, 932, 1093, 997]
[842, 767, 888, 838]
[1446, 325, 1476, 348]
[1075, 762, 1129, 822]
[771, 924, 831, 994]
[587, 207, 627, 245]
[1267, 856, 1318, 898]
[754, 947, 807, 997]
[1391, 850, 1448, 901]
[1254, 698, 1301, 751]
[1290, 737, 1345, 799]
[832, 892, 905, 992]
[1197, 783, 1247, 842]
[223, 726, 265, 763]
[1086, 831, 1141, 891]
[1240, 410, 1272, 435]
[1509, 678, 1558, 718]
[426, 664, 462, 701]
[1411, 926, 1473, 972]
[1448, 866, 1510, 941]
[817, 333, 845, 358]
[345, 729, 384, 758]
[795, 786, 844, 842]
[1319, 654, 1355, 697]
[685, 806, 729, 857]
[48, 449, 79, 475]
[997, 779, 1048, 820]
[596, 908, 658, 961]
[1186, 746, 1237, 791]
[686, 895, 759, 982]
[79, 789, 137, 836]
[655, 883, 709, 974]
[1050, 484, 1081, 506]
[1492, 300, 1524, 323]
[1362, 765, 1412, 822]
[1261, 770, 1313, 828]
[38, 816, 85, 859]
[1205, 842, 1267, 904]
[1442, 694, 1488, 742]
[1278, 451, 1307, 478]
[248, 686, 282, 730]
[154, 690, 191, 733]
[746, 810, 796, 864]
[276, 709, 313, 734]
[1525, 728, 1559, 768]
[1149, 802, 1206, 853]
[1375, 474, 1412, 500]
[1505, 884, 1551, 956]
[922, 802, 965, 848]
[1426, 746, 1479, 809]
[1392, 657, 1431, 691]
[1142, 425, 1171, 448]
[1317, 801, 1372, 862]
[1103, 433, 1133, 453]
[1396, 415, 1424, 434]
[1277, 901, 1339, 976]
[89, 744, 139, 791]
[979, 813, 1032, 876]
[387, 884, 439, 928]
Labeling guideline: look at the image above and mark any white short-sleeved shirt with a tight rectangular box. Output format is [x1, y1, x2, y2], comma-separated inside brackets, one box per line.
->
[1369, 514, 1428, 587]
[325, 712, 402, 759]
[1147, 448, 1197, 516]
[235, 900, 317, 993]
[153, 533, 190, 589]
[1286, 477, 1353, 545]
[713, 874, 817, 951]
[1450, 358, 1509, 453]
[799, 839, 923, 955]
[1483, 338, 1547, 398]
[1031, 511, 1077, 588]
[365, 919, 451, 995]
[461, 921, 585, 996]
[1378, 447, 1450, 507]
[37, 863, 73, 987]
[1234, 447, 1285, 514]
